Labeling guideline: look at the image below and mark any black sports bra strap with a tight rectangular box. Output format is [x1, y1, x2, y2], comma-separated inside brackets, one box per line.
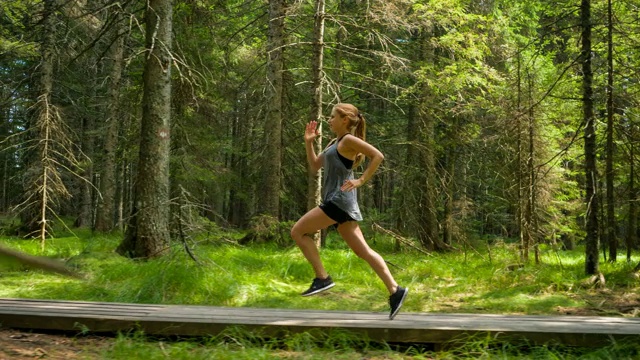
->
[335, 134, 354, 169]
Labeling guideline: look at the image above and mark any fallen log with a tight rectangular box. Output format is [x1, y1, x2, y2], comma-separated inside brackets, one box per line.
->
[0, 244, 81, 278]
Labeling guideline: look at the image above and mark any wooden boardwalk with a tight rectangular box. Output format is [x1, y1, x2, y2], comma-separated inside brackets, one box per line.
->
[1, 298, 639, 347]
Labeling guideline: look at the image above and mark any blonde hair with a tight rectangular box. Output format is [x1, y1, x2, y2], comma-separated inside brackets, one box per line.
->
[333, 103, 366, 167]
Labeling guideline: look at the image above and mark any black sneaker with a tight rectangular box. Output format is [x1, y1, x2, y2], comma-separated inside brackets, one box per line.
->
[301, 276, 335, 296]
[389, 286, 408, 320]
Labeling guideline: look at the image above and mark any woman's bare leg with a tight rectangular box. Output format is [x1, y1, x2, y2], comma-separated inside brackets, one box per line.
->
[337, 221, 398, 294]
[291, 207, 336, 279]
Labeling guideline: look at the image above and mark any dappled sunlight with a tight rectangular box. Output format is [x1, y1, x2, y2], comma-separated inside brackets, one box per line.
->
[0, 273, 86, 300]
[230, 283, 259, 306]
[1, 236, 639, 322]
[476, 293, 581, 314]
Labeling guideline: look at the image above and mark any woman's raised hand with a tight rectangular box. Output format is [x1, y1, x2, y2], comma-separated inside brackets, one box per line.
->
[304, 121, 320, 143]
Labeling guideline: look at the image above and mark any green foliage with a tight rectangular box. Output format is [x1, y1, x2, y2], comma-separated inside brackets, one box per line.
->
[0, 1, 39, 58]
[1, 0, 640, 329]
[0, 0, 637, 354]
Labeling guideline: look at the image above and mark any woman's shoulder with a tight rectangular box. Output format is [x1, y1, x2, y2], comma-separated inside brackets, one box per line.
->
[340, 133, 367, 146]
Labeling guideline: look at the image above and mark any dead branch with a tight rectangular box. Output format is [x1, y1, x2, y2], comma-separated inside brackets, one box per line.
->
[372, 223, 432, 256]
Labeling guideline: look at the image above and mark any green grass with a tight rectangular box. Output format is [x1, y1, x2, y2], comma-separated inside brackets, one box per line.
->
[1, 229, 640, 359]
[101, 328, 640, 359]
[105, 328, 405, 360]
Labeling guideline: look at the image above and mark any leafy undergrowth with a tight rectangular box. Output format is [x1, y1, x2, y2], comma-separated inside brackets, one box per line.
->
[1, 228, 640, 359]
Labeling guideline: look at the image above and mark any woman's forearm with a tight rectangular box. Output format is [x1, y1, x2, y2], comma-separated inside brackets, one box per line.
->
[358, 153, 384, 184]
[305, 140, 321, 173]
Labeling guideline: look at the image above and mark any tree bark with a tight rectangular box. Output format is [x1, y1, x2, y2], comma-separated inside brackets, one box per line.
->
[442, 146, 454, 246]
[605, 0, 617, 262]
[628, 125, 637, 263]
[527, 72, 537, 264]
[581, 0, 600, 275]
[259, 0, 285, 218]
[74, 114, 94, 228]
[308, 0, 325, 247]
[516, 53, 528, 262]
[117, 0, 173, 259]
[95, 7, 125, 233]
[395, 103, 417, 241]
[228, 92, 251, 228]
[19, 0, 56, 238]
[416, 30, 446, 251]
[74, 58, 98, 229]
[416, 80, 444, 251]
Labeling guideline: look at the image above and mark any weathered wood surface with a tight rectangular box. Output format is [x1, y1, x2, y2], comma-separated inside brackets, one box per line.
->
[1, 298, 639, 347]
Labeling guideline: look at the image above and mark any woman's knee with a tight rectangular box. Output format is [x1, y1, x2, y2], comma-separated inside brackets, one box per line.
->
[291, 222, 311, 243]
[290, 223, 302, 241]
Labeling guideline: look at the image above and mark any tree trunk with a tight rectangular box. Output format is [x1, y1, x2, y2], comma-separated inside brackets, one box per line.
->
[395, 103, 417, 244]
[308, 0, 325, 247]
[1, 158, 7, 212]
[516, 53, 526, 262]
[440, 109, 459, 247]
[74, 60, 97, 229]
[259, 0, 285, 218]
[628, 125, 637, 263]
[74, 115, 94, 228]
[19, 0, 56, 240]
[416, 117, 441, 251]
[116, 0, 173, 259]
[442, 146, 454, 246]
[116, 157, 131, 231]
[606, 0, 617, 262]
[581, 0, 600, 275]
[401, 29, 446, 251]
[527, 72, 537, 264]
[95, 8, 125, 233]
[416, 91, 443, 251]
[228, 92, 251, 228]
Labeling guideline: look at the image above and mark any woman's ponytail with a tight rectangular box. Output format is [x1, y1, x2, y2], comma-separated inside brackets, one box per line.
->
[333, 103, 368, 167]
[353, 113, 366, 167]
[354, 113, 366, 142]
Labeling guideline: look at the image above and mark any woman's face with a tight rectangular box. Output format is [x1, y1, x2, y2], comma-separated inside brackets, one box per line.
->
[328, 109, 342, 133]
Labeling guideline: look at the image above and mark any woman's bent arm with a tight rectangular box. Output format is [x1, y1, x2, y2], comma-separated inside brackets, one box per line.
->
[339, 135, 384, 191]
[305, 121, 323, 173]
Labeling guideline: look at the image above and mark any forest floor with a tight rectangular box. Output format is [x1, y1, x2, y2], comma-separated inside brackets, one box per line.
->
[1, 231, 640, 359]
[555, 290, 640, 317]
[0, 328, 109, 360]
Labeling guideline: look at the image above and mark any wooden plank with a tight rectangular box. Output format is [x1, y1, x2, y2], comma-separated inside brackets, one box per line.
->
[4, 298, 640, 332]
[3, 298, 639, 331]
[8, 299, 630, 333]
[1, 298, 639, 347]
[2, 298, 635, 325]
[0, 298, 164, 311]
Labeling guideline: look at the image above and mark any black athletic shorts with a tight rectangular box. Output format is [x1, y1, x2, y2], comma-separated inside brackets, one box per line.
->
[319, 201, 354, 224]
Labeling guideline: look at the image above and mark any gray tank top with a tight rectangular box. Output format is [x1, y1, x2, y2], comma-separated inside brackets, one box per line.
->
[321, 135, 363, 221]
